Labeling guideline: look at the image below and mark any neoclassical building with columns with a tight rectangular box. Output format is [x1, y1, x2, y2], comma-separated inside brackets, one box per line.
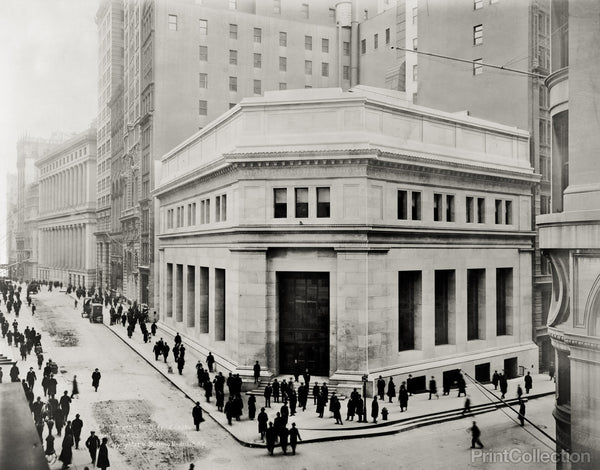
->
[36, 128, 98, 288]
[155, 87, 539, 389]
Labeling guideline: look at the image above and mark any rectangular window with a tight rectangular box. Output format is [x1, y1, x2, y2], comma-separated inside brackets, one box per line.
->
[221, 195, 227, 221]
[187, 266, 195, 327]
[273, 0, 281, 13]
[329, 8, 336, 22]
[205, 199, 210, 223]
[466, 196, 474, 223]
[474, 24, 483, 45]
[301, 3, 309, 18]
[274, 188, 287, 218]
[435, 270, 455, 345]
[215, 196, 221, 222]
[343, 66, 350, 80]
[496, 268, 513, 336]
[253, 80, 261, 94]
[229, 49, 237, 65]
[229, 0, 237, 9]
[254, 53, 262, 68]
[279, 82, 287, 90]
[229, 23, 237, 39]
[412, 6, 418, 24]
[199, 45, 208, 61]
[411, 192, 422, 220]
[168, 14, 177, 31]
[279, 56, 287, 72]
[474, 0, 483, 9]
[198, 100, 207, 116]
[413, 64, 418, 81]
[374, 33, 379, 50]
[540, 195, 550, 215]
[215, 268, 226, 341]
[386, 28, 391, 45]
[397, 190, 408, 220]
[295, 188, 309, 218]
[229, 76, 237, 92]
[433, 193, 443, 221]
[175, 264, 184, 321]
[321, 38, 329, 53]
[473, 58, 483, 75]
[495, 199, 503, 224]
[305, 60, 312, 75]
[199, 73, 208, 88]
[321, 62, 329, 77]
[316, 187, 330, 218]
[467, 269, 486, 340]
[477, 197, 485, 223]
[505, 200, 512, 224]
[305, 35, 312, 50]
[413, 37, 418, 50]
[361, 39, 366, 54]
[199, 266, 209, 333]
[399, 271, 421, 351]
[166, 263, 173, 316]
[446, 195, 455, 222]
[254, 27, 262, 43]
[343, 41, 350, 56]
[199, 19, 208, 35]
[279, 31, 287, 47]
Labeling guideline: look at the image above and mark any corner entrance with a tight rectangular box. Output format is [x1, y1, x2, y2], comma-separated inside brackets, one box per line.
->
[278, 272, 329, 377]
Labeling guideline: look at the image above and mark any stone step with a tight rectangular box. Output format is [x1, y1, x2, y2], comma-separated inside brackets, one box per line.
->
[245, 380, 347, 400]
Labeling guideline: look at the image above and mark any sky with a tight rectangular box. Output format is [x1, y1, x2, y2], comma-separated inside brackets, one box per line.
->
[0, 0, 98, 263]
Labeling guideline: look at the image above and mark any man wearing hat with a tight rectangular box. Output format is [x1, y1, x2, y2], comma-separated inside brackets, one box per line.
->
[85, 430, 100, 465]
[72, 414, 83, 449]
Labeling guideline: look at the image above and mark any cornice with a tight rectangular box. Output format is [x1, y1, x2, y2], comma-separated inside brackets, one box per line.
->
[548, 327, 600, 352]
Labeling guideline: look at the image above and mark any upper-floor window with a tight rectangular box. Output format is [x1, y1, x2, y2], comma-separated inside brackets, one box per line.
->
[374, 33, 379, 49]
[295, 188, 309, 218]
[321, 63, 329, 77]
[199, 19, 208, 36]
[168, 14, 177, 31]
[199, 73, 208, 88]
[253, 79, 261, 95]
[329, 8, 336, 22]
[279, 57, 287, 72]
[188, 203, 196, 226]
[229, 24, 237, 39]
[411, 192, 422, 220]
[254, 53, 262, 68]
[317, 187, 330, 218]
[474, 24, 483, 45]
[474, 0, 483, 10]
[343, 41, 350, 56]
[386, 28, 391, 45]
[301, 3, 309, 19]
[305, 36, 312, 51]
[305, 60, 312, 75]
[477, 197, 485, 223]
[274, 189, 287, 218]
[228, 0, 237, 10]
[343, 66, 350, 80]
[215, 194, 227, 222]
[361, 39, 366, 54]
[279, 32, 287, 47]
[279, 82, 287, 90]
[473, 58, 483, 75]
[199, 100, 207, 116]
[199, 45, 207, 61]
[273, 0, 281, 14]
[229, 49, 237, 65]
[466, 196, 474, 223]
[254, 28, 262, 43]
[229, 76, 237, 92]
[322, 38, 329, 53]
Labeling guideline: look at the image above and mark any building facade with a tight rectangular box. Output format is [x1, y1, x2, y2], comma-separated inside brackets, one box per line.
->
[36, 129, 98, 288]
[382, 0, 554, 370]
[155, 86, 539, 389]
[537, 0, 600, 467]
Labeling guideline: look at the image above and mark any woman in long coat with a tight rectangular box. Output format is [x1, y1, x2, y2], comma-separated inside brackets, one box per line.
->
[97, 437, 110, 470]
[371, 397, 379, 423]
[398, 382, 409, 412]
[387, 378, 396, 403]
[58, 431, 73, 469]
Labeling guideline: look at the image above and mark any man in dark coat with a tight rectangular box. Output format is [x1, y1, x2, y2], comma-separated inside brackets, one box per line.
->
[457, 373, 467, 397]
[377, 375, 386, 400]
[153, 341, 162, 361]
[492, 370, 500, 390]
[162, 344, 170, 363]
[192, 402, 203, 431]
[71, 414, 83, 449]
[289, 423, 302, 455]
[273, 379, 280, 403]
[177, 356, 185, 375]
[470, 421, 484, 448]
[312, 382, 319, 405]
[85, 431, 100, 465]
[9, 363, 19, 382]
[387, 378, 396, 403]
[206, 352, 215, 372]
[524, 372, 533, 394]
[26, 367, 37, 390]
[92, 368, 101, 392]
[265, 422, 277, 455]
[59, 428, 74, 469]
[518, 399, 526, 426]
[499, 373, 508, 399]
[248, 394, 257, 420]
[59, 391, 71, 421]
[253, 361, 261, 384]
[399, 381, 409, 412]
[257, 407, 268, 440]
[280, 425, 289, 454]
[429, 376, 439, 400]
[31, 396, 45, 423]
[224, 397, 234, 425]
[97, 437, 110, 470]
[263, 383, 272, 408]
[371, 396, 379, 423]
[174, 332, 182, 345]
[151, 321, 157, 336]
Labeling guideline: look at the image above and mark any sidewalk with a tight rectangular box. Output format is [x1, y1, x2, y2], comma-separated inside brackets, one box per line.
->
[99, 307, 557, 446]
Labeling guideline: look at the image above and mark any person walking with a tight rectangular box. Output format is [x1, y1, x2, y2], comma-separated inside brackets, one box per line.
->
[429, 376, 439, 400]
[462, 396, 472, 416]
[92, 368, 101, 392]
[58, 429, 74, 469]
[151, 321, 157, 336]
[492, 370, 500, 390]
[224, 397, 234, 425]
[258, 407, 268, 441]
[9, 363, 19, 382]
[377, 375, 386, 401]
[280, 425, 289, 454]
[85, 431, 100, 465]
[206, 352, 215, 372]
[407, 374, 414, 396]
[457, 373, 467, 397]
[162, 344, 170, 363]
[518, 399, 526, 426]
[26, 367, 36, 390]
[371, 396, 379, 423]
[153, 341, 162, 361]
[289, 422, 302, 455]
[469, 421, 484, 449]
[97, 437, 110, 470]
[265, 422, 277, 455]
[192, 402, 204, 431]
[71, 375, 79, 399]
[59, 391, 71, 421]
[177, 355, 185, 375]
[399, 381, 409, 412]
[263, 382, 272, 408]
[248, 394, 257, 420]
[499, 373, 508, 399]
[517, 384, 523, 400]
[253, 361, 261, 384]
[524, 372, 533, 394]
[45, 433, 56, 460]
[71, 414, 83, 449]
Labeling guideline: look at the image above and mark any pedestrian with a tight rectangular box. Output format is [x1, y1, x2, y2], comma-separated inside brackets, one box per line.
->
[204, 379, 213, 402]
[289, 422, 302, 455]
[387, 377, 396, 403]
[60, 391, 71, 421]
[549, 362, 555, 381]
[312, 382, 319, 405]
[92, 368, 101, 392]
[303, 369, 310, 389]
[37, 353, 44, 370]
[72, 414, 83, 449]
[46, 416, 55, 436]
[377, 375, 385, 401]
[206, 352, 215, 372]
[59, 427, 73, 469]
[499, 373, 508, 399]
[153, 341, 162, 361]
[177, 355, 185, 375]
[399, 381, 409, 412]
[45, 433, 56, 459]
[31, 303, 36, 316]
[371, 396, 379, 423]
[273, 379, 280, 403]
[9, 363, 19, 382]
[253, 361, 261, 384]
[248, 394, 257, 420]
[224, 397, 234, 425]
[263, 382, 272, 408]
[492, 370, 499, 390]
[258, 407, 268, 440]
[85, 431, 100, 465]
[469, 421, 484, 448]
[457, 373, 467, 397]
[174, 332, 182, 345]
[280, 425, 289, 454]
[406, 374, 413, 396]
[518, 399, 526, 426]
[265, 422, 277, 455]
[151, 321, 157, 336]
[192, 402, 204, 431]
[524, 371, 533, 394]
[71, 375, 79, 399]
[162, 344, 170, 363]
[517, 384, 523, 400]
[97, 437, 110, 470]
[462, 396, 471, 416]
[32, 396, 45, 423]
[48, 375, 58, 398]
[356, 395, 364, 423]
[347, 395, 356, 421]
[26, 367, 36, 390]
[429, 376, 439, 399]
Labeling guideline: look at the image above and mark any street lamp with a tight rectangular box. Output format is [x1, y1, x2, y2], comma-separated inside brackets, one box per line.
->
[362, 373, 369, 422]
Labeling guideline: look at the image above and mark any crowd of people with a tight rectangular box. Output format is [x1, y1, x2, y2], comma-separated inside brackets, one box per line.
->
[0, 279, 111, 469]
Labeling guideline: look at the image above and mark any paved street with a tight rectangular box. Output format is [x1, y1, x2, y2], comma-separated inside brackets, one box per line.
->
[2, 286, 557, 469]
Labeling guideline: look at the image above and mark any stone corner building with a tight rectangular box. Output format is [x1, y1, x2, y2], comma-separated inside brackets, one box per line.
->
[155, 86, 539, 389]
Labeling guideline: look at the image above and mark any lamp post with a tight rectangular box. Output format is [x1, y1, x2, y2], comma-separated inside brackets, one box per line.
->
[362, 373, 368, 422]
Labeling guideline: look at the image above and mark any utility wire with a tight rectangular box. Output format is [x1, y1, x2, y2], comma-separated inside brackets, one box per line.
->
[391, 46, 548, 80]
[463, 371, 561, 453]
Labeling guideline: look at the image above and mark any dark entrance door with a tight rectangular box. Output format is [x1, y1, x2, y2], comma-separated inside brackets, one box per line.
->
[443, 369, 462, 391]
[279, 272, 329, 377]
